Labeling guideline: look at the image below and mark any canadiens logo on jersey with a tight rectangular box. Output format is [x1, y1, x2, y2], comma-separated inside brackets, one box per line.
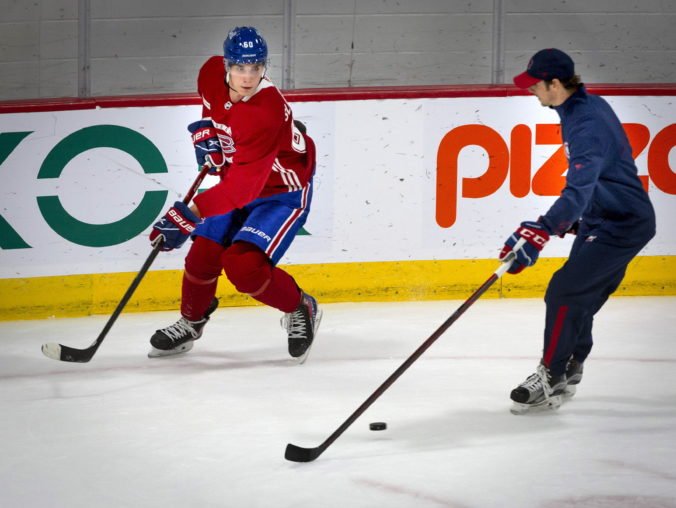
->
[217, 133, 235, 154]
[213, 121, 236, 154]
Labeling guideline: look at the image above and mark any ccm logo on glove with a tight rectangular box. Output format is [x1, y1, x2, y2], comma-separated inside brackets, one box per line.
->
[499, 221, 550, 274]
[517, 225, 548, 247]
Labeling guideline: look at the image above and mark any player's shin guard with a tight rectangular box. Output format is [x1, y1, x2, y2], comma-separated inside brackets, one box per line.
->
[222, 242, 301, 312]
[222, 242, 321, 361]
[181, 236, 224, 320]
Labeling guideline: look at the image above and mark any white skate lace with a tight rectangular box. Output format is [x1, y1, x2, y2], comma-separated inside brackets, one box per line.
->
[521, 371, 544, 392]
[536, 364, 555, 398]
[281, 308, 307, 339]
[162, 318, 200, 341]
[517, 364, 556, 400]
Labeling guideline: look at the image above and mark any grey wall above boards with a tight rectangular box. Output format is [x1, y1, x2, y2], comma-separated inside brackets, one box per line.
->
[1, 0, 675, 100]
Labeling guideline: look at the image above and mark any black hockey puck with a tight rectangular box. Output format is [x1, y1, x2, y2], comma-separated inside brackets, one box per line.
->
[369, 422, 387, 431]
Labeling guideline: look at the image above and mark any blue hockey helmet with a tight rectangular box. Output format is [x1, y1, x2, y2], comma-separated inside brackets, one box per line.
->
[223, 27, 268, 64]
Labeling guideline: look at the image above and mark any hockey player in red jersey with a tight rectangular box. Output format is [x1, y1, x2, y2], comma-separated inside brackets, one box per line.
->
[148, 26, 321, 363]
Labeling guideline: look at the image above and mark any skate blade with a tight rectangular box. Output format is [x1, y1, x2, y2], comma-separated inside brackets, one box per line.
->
[294, 307, 324, 365]
[147, 341, 194, 358]
[563, 384, 576, 398]
[510, 394, 563, 415]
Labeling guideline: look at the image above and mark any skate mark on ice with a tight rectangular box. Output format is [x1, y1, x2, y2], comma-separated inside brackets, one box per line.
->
[601, 458, 676, 482]
[541, 494, 676, 508]
[352, 477, 470, 508]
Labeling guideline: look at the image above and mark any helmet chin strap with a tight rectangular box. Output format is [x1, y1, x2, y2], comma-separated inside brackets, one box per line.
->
[225, 70, 237, 93]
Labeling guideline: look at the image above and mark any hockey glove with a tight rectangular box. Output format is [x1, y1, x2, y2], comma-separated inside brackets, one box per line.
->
[499, 221, 550, 274]
[187, 119, 225, 174]
[149, 201, 201, 251]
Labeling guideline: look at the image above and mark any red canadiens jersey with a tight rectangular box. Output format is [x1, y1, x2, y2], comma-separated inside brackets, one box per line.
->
[192, 56, 315, 218]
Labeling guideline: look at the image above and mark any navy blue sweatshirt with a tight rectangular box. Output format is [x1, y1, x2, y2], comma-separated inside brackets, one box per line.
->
[539, 85, 655, 247]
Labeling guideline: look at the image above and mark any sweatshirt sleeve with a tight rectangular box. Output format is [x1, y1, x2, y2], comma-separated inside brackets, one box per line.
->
[539, 116, 605, 236]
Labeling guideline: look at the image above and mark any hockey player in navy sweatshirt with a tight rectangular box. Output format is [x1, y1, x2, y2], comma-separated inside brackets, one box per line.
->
[502, 48, 656, 414]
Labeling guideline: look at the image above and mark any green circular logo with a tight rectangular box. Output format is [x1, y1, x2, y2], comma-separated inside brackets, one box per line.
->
[36, 125, 168, 247]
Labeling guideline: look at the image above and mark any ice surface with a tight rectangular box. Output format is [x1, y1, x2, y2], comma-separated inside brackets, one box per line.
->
[1, 297, 675, 508]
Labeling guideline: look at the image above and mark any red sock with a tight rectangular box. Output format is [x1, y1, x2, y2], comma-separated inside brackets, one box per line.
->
[221, 242, 301, 313]
[253, 266, 302, 313]
[181, 236, 223, 320]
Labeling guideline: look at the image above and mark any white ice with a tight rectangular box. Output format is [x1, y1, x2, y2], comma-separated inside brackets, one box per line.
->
[1, 296, 675, 508]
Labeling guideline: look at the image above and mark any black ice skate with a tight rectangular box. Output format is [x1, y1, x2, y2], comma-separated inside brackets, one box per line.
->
[281, 292, 322, 364]
[148, 298, 219, 358]
[510, 363, 567, 415]
[563, 357, 584, 397]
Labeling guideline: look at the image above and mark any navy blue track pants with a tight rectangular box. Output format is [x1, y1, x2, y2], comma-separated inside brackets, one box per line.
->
[542, 234, 648, 376]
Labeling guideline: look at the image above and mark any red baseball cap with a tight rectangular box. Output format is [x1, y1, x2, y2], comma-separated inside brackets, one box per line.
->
[513, 48, 575, 88]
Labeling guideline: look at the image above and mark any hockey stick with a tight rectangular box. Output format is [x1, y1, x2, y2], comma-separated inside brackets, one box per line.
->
[284, 239, 525, 462]
[41, 164, 212, 363]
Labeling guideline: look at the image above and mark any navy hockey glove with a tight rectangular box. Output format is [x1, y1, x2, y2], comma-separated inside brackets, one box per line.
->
[499, 221, 550, 274]
[187, 119, 225, 174]
[149, 201, 200, 251]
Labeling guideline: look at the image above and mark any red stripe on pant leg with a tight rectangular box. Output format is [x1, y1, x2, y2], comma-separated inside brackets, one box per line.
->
[267, 208, 302, 258]
[543, 305, 568, 367]
[267, 185, 309, 258]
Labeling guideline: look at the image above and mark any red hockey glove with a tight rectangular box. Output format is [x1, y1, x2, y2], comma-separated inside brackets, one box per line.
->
[499, 221, 550, 274]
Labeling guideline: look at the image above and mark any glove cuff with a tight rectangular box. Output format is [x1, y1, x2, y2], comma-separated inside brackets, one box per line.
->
[187, 118, 214, 133]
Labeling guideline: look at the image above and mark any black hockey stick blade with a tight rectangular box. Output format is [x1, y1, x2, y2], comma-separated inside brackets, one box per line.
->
[40, 243, 163, 362]
[285, 443, 326, 463]
[284, 243, 523, 462]
[40, 164, 212, 363]
[41, 341, 98, 363]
